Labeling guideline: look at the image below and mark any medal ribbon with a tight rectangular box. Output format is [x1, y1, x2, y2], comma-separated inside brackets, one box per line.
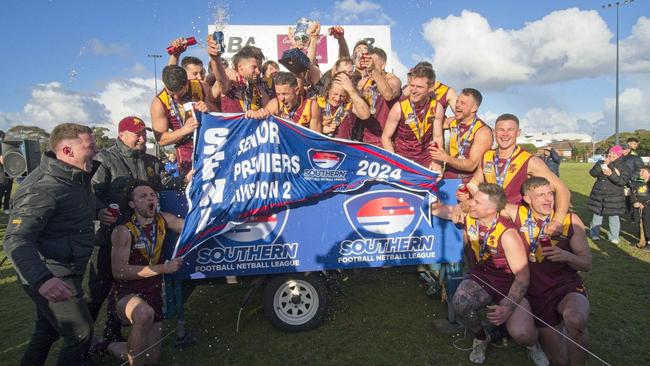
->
[133, 215, 158, 264]
[527, 208, 552, 256]
[408, 98, 431, 141]
[493, 146, 520, 186]
[476, 217, 498, 261]
[457, 116, 478, 157]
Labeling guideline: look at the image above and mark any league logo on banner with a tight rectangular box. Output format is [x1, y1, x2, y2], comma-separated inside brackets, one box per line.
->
[173, 113, 439, 260]
[344, 191, 423, 237]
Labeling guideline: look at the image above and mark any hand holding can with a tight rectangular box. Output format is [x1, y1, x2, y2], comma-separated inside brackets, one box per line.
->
[107, 203, 121, 218]
[166, 37, 197, 55]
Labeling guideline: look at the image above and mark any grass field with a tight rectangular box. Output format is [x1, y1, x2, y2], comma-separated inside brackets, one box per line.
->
[1, 163, 649, 365]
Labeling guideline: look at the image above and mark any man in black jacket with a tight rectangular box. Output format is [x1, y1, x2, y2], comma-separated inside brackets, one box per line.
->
[3, 123, 99, 366]
[87, 116, 185, 342]
[588, 145, 632, 244]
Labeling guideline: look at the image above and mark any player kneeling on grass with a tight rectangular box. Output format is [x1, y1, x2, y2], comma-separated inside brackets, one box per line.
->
[500, 176, 592, 366]
[431, 183, 547, 365]
[102, 180, 184, 366]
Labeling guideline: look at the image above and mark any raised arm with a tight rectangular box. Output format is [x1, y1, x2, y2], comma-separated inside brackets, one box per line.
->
[207, 35, 232, 98]
[331, 26, 350, 58]
[381, 103, 402, 153]
[166, 37, 187, 66]
[368, 66, 401, 102]
[336, 73, 370, 120]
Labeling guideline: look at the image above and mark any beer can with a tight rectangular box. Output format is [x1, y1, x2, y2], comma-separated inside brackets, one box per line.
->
[166, 36, 198, 55]
[328, 27, 342, 37]
[213, 31, 225, 53]
[457, 184, 470, 195]
[107, 203, 120, 217]
[429, 141, 438, 149]
[539, 234, 552, 248]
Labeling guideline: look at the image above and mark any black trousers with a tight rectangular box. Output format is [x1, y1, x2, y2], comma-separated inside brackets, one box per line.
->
[85, 244, 122, 341]
[0, 179, 12, 210]
[21, 279, 93, 366]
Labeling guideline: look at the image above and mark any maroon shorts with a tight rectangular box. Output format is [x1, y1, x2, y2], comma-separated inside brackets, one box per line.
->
[529, 280, 587, 327]
[466, 269, 513, 302]
[112, 287, 165, 323]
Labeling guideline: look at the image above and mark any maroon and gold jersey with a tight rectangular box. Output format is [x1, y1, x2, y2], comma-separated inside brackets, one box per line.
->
[464, 214, 519, 301]
[277, 97, 313, 127]
[432, 81, 450, 110]
[317, 96, 355, 139]
[443, 117, 491, 183]
[221, 80, 263, 113]
[513, 206, 583, 298]
[156, 80, 205, 173]
[113, 214, 167, 296]
[358, 78, 400, 147]
[482, 146, 533, 204]
[393, 97, 438, 168]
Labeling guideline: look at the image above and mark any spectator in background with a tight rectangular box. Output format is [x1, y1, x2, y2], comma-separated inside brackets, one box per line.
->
[165, 151, 180, 178]
[542, 148, 561, 177]
[621, 141, 645, 233]
[588, 145, 631, 244]
[621, 142, 643, 181]
[632, 165, 650, 249]
[0, 130, 12, 214]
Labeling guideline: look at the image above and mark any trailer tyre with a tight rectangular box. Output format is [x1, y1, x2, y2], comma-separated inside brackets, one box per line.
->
[264, 274, 327, 332]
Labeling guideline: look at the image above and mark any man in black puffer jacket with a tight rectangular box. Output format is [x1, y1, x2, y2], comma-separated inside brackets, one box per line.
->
[3, 123, 99, 366]
[588, 145, 631, 244]
[87, 116, 185, 342]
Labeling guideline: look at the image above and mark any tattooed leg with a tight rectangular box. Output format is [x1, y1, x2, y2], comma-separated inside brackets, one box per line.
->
[452, 279, 493, 335]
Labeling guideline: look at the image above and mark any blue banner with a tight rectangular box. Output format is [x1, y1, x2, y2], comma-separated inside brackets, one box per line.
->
[161, 179, 463, 280]
[173, 113, 440, 259]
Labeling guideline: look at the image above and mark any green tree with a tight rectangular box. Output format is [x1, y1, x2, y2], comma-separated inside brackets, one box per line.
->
[7, 125, 50, 152]
[91, 126, 115, 149]
[598, 129, 650, 155]
[572, 144, 589, 162]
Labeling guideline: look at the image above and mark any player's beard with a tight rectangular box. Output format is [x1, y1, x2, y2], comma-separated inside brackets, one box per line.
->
[136, 202, 156, 219]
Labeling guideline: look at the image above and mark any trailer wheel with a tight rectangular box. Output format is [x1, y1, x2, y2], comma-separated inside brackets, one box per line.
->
[264, 274, 327, 332]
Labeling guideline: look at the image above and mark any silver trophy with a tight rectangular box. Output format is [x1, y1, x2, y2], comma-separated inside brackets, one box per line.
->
[293, 17, 312, 47]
